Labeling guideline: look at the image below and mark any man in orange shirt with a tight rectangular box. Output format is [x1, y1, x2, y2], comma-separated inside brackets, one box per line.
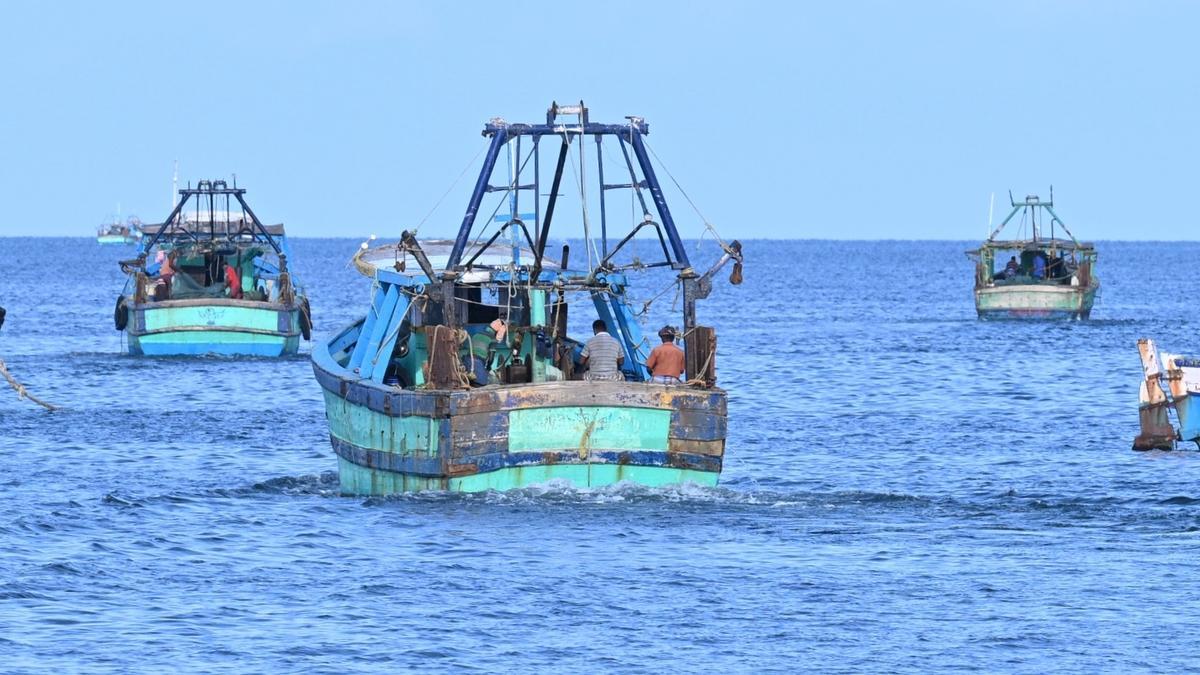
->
[645, 326, 685, 384]
[224, 262, 243, 300]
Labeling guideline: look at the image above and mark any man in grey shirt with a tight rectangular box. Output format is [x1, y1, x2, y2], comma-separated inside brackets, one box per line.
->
[581, 319, 625, 381]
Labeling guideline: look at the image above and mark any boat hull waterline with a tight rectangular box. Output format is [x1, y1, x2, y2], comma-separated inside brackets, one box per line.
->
[125, 298, 302, 357]
[975, 284, 1097, 320]
[313, 320, 726, 495]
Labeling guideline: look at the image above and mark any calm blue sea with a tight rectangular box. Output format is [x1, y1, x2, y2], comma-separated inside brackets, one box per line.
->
[2, 237, 1199, 673]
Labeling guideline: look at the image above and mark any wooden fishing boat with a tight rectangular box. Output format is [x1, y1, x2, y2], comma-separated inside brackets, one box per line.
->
[1133, 339, 1200, 450]
[312, 102, 743, 494]
[967, 191, 1098, 319]
[114, 180, 311, 357]
[97, 216, 142, 245]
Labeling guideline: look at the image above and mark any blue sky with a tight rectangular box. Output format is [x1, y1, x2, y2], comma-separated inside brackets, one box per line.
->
[0, 1, 1195, 239]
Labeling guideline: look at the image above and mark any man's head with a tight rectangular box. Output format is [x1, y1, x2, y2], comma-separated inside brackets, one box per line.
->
[592, 319, 607, 334]
[658, 326, 676, 343]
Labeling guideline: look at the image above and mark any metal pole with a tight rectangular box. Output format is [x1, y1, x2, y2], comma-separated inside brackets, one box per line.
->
[531, 138, 570, 283]
[448, 128, 508, 268]
[628, 131, 690, 269]
[231, 191, 284, 257]
[533, 136, 541, 253]
[596, 135, 608, 258]
[138, 191, 193, 262]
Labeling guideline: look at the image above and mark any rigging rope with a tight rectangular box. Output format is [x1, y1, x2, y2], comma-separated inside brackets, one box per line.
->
[0, 359, 59, 411]
[643, 139, 719, 236]
[412, 142, 490, 234]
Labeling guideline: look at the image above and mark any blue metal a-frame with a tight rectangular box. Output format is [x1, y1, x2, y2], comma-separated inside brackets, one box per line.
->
[445, 101, 693, 276]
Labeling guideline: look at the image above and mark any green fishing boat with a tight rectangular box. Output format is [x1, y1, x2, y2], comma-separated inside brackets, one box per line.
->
[967, 190, 1098, 319]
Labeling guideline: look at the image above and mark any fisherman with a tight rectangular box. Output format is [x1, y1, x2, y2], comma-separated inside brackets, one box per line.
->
[1003, 256, 1020, 278]
[581, 319, 624, 381]
[156, 251, 176, 301]
[645, 326, 686, 384]
[1032, 254, 1046, 280]
[464, 318, 507, 386]
[224, 262, 243, 300]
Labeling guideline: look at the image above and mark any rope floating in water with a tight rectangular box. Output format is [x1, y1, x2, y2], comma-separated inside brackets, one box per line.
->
[0, 359, 59, 411]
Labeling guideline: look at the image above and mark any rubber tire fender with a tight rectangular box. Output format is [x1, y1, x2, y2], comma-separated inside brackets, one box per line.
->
[299, 296, 312, 341]
[114, 295, 128, 331]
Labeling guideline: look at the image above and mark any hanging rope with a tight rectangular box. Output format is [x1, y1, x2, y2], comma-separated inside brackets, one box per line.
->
[0, 359, 59, 411]
[423, 325, 471, 389]
[564, 134, 601, 271]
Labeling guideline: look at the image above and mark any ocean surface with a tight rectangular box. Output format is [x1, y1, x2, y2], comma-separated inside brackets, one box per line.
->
[2, 237, 1199, 673]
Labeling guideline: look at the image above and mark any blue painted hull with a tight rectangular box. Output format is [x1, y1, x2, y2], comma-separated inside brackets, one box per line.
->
[123, 299, 303, 358]
[1175, 394, 1200, 443]
[311, 319, 727, 495]
[128, 336, 298, 357]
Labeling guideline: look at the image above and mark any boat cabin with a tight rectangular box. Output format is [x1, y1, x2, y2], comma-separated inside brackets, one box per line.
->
[972, 238, 1096, 289]
[126, 181, 296, 305]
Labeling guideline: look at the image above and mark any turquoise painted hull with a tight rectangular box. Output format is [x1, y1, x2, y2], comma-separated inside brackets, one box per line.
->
[125, 298, 302, 357]
[312, 320, 727, 495]
[98, 234, 138, 245]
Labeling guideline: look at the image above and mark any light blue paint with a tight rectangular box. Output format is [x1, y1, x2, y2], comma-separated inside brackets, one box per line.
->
[130, 333, 297, 357]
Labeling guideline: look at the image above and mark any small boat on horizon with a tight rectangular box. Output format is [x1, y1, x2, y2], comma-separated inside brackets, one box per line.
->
[967, 190, 1098, 320]
[97, 216, 143, 245]
[114, 179, 311, 357]
[312, 102, 743, 495]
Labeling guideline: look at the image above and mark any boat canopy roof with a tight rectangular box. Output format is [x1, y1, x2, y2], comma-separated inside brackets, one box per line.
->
[969, 237, 1095, 255]
[355, 238, 563, 283]
[140, 221, 286, 237]
[125, 180, 290, 271]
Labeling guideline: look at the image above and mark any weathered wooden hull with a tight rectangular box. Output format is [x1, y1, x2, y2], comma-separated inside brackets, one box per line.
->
[312, 321, 727, 495]
[975, 284, 1097, 320]
[125, 298, 301, 357]
[1135, 339, 1200, 450]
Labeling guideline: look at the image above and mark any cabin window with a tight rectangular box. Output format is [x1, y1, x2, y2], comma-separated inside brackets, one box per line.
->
[458, 285, 528, 325]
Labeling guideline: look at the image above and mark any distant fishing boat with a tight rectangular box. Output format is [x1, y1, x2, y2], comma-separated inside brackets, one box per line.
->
[1133, 339, 1200, 450]
[967, 190, 1098, 319]
[312, 102, 743, 495]
[97, 216, 143, 245]
[114, 179, 311, 357]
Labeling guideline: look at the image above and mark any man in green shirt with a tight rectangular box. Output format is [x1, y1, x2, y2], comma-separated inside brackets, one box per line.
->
[464, 318, 508, 385]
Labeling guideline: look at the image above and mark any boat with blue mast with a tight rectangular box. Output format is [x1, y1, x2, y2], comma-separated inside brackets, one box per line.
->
[114, 179, 310, 357]
[312, 102, 743, 494]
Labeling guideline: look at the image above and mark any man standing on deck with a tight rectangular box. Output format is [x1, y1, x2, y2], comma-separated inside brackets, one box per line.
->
[645, 326, 686, 384]
[224, 262, 243, 300]
[581, 319, 625, 381]
[156, 251, 176, 301]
